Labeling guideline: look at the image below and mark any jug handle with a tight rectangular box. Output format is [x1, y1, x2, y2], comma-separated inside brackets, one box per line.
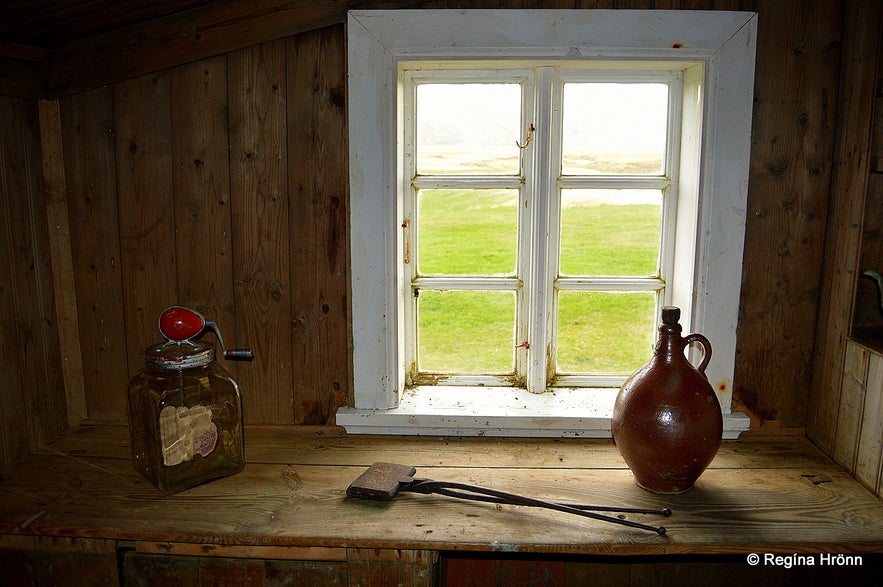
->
[683, 333, 712, 374]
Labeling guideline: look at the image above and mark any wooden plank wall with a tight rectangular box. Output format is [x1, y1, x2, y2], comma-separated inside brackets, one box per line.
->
[2, 0, 881, 465]
[852, 7, 883, 336]
[0, 96, 69, 467]
[734, 0, 843, 426]
[807, 0, 883, 453]
[59, 40, 333, 427]
[55, 24, 353, 427]
[54, 0, 853, 429]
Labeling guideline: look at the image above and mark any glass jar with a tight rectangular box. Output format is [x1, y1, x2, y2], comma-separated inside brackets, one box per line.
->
[127, 340, 245, 494]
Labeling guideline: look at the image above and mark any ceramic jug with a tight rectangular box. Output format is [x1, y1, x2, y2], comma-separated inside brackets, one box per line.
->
[611, 306, 722, 494]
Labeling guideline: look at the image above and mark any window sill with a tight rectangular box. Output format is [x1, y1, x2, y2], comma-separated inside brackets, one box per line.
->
[336, 386, 750, 438]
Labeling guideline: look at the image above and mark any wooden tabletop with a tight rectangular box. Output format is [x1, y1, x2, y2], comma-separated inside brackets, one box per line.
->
[1, 426, 881, 556]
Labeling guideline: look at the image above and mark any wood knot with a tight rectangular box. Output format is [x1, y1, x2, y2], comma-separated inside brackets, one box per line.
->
[282, 465, 303, 491]
[801, 473, 831, 485]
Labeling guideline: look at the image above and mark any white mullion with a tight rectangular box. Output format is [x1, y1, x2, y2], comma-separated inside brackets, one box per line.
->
[546, 69, 566, 388]
[401, 70, 419, 385]
[659, 76, 684, 309]
[513, 72, 536, 387]
[525, 66, 556, 394]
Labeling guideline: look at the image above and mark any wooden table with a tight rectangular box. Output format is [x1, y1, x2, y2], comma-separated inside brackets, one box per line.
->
[1, 426, 881, 585]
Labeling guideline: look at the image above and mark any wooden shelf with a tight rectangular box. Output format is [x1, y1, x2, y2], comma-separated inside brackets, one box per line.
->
[1, 426, 881, 557]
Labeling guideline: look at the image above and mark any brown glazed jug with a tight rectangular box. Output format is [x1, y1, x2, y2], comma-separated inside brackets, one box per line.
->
[611, 306, 722, 494]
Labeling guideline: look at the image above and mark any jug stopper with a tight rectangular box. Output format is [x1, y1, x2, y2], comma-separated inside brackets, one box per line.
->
[661, 306, 681, 325]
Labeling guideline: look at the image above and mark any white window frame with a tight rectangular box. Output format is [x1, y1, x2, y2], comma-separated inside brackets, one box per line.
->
[339, 9, 757, 437]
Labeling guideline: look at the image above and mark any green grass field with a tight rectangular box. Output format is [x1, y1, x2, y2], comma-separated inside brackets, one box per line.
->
[415, 189, 659, 376]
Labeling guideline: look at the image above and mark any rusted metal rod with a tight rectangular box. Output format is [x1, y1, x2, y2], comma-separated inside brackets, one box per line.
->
[405, 479, 669, 535]
[420, 484, 672, 516]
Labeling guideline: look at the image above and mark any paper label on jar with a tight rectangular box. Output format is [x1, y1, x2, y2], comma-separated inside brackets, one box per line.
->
[159, 405, 218, 466]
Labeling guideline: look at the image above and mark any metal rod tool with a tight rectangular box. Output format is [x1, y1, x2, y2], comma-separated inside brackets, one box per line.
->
[346, 462, 670, 535]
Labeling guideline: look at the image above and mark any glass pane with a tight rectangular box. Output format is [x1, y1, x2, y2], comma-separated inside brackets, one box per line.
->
[417, 290, 515, 373]
[556, 291, 656, 374]
[559, 189, 661, 277]
[417, 189, 518, 276]
[562, 83, 668, 175]
[417, 83, 522, 175]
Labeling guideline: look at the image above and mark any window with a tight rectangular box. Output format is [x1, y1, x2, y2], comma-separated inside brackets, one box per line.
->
[340, 10, 757, 437]
[403, 67, 680, 392]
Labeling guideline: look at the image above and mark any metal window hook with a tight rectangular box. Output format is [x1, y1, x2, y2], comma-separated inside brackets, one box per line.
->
[516, 123, 535, 149]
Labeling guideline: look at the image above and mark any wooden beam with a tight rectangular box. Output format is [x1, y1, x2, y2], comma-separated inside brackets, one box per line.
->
[47, 0, 425, 97]
[0, 57, 46, 98]
[37, 99, 87, 428]
[0, 41, 50, 63]
[0, 41, 49, 98]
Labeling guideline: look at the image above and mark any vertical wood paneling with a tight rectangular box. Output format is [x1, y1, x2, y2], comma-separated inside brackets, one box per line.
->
[169, 56, 235, 344]
[347, 548, 437, 587]
[287, 27, 350, 424]
[60, 87, 129, 423]
[857, 174, 883, 330]
[114, 72, 178, 377]
[0, 95, 67, 456]
[446, 557, 566, 586]
[807, 0, 882, 452]
[0, 97, 33, 467]
[20, 97, 69, 444]
[856, 351, 883, 493]
[228, 39, 294, 425]
[736, 0, 841, 426]
[833, 340, 868, 469]
[853, 31, 883, 333]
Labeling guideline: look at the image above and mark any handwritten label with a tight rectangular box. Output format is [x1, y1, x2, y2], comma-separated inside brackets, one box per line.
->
[159, 405, 218, 466]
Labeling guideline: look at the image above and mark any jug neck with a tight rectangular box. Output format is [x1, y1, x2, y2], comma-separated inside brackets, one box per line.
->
[656, 323, 686, 362]
[654, 306, 687, 364]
